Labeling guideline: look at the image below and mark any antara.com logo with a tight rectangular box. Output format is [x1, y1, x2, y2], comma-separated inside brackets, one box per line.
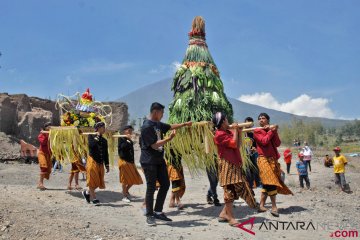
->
[236, 217, 359, 238]
[236, 217, 316, 235]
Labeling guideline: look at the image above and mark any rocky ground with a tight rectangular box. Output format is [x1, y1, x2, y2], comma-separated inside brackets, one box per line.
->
[0, 148, 359, 240]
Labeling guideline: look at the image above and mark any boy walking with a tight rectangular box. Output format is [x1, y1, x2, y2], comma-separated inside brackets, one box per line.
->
[296, 152, 310, 189]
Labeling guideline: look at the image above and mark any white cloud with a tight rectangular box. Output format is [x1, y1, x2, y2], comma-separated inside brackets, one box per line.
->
[149, 64, 167, 74]
[78, 60, 133, 73]
[149, 61, 181, 74]
[171, 61, 181, 72]
[238, 92, 335, 118]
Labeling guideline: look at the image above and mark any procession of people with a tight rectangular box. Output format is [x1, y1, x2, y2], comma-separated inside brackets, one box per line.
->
[37, 101, 310, 227]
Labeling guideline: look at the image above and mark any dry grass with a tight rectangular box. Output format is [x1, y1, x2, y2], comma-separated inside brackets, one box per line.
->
[191, 16, 205, 33]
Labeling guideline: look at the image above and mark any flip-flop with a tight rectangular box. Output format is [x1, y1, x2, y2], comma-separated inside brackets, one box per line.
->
[39, 186, 47, 191]
[218, 217, 228, 223]
[270, 211, 279, 217]
[229, 222, 239, 227]
[67, 186, 73, 190]
[75, 186, 83, 190]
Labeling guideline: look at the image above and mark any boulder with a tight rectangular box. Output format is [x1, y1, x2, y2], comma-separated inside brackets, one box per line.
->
[106, 102, 129, 132]
[0, 94, 17, 135]
[10, 94, 32, 121]
[30, 97, 60, 126]
[0, 132, 20, 160]
[17, 108, 53, 145]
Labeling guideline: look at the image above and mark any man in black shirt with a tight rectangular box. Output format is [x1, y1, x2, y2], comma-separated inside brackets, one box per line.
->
[140, 102, 191, 226]
[82, 122, 109, 206]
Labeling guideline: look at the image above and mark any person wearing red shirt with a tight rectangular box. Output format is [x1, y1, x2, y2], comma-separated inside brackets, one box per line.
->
[37, 122, 52, 190]
[213, 112, 257, 227]
[283, 148, 292, 174]
[253, 113, 293, 217]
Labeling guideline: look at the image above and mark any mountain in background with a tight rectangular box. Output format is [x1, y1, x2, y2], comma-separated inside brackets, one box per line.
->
[118, 79, 348, 128]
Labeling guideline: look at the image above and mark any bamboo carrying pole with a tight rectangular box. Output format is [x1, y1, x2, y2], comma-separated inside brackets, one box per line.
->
[41, 127, 127, 138]
[241, 125, 278, 133]
[242, 127, 263, 133]
[230, 122, 254, 129]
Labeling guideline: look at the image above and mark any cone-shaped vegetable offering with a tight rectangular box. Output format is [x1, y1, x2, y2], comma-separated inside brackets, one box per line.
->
[168, 16, 233, 124]
[165, 16, 236, 174]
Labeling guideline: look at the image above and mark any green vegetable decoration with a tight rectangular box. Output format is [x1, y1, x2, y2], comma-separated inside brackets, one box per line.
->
[168, 16, 233, 124]
[165, 16, 235, 174]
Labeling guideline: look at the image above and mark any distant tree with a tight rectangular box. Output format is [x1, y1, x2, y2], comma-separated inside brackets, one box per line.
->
[340, 120, 360, 139]
[328, 127, 336, 135]
[279, 118, 333, 147]
[334, 133, 343, 146]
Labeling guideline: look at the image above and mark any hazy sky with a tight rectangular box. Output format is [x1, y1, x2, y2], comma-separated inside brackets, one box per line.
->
[1, 0, 359, 119]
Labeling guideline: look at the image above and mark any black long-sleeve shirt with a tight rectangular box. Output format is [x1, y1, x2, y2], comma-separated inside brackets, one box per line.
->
[88, 134, 109, 166]
[118, 137, 134, 163]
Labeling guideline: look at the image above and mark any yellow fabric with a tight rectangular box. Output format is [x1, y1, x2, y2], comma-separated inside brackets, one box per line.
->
[38, 151, 52, 180]
[118, 159, 143, 185]
[167, 164, 186, 198]
[257, 156, 293, 195]
[71, 156, 86, 173]
[86, 156, 105, 189]
[268, 190, 277, 196]
[333, 155, 347, 173]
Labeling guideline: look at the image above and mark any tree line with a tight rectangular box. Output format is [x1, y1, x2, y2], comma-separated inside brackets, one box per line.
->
[279, 118, 360, 148]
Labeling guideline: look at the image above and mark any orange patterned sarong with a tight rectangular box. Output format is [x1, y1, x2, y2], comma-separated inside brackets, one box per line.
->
[118, 159, 143, 185]
[167, 164, 186, 198]
[86, 156, 105, 189]
[218, 158, 257, 208]
[38, 151, 52, 180]
[71, 156, 86, 173]
[257, 156, 293, 195]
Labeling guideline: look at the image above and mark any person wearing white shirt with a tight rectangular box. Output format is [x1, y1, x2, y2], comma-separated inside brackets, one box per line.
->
[302, 142, 312, 172]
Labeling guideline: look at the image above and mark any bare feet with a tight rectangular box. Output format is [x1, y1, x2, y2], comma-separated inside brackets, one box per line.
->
[258, 206, 267, 212]
[177, 203, 184, 210]
[37, 185, 47, 191]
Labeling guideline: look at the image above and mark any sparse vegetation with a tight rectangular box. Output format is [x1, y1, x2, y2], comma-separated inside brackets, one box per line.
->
[279, 118, 360, 152]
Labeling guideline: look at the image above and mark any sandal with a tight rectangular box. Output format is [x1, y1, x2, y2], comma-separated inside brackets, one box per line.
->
[229, 222, 239, 227]
[67, 186, 73, 190]
[217, 217, 228, 223]
[38, 186, 47, 191]
[270, 210, 279, 217]
[75, 186, 82, 190]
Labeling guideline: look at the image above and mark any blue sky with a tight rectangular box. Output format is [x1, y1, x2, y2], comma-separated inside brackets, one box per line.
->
[1, 0, 359, 119]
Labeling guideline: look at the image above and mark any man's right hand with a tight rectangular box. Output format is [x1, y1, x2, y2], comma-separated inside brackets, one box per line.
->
[169, 130, 176, 140]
